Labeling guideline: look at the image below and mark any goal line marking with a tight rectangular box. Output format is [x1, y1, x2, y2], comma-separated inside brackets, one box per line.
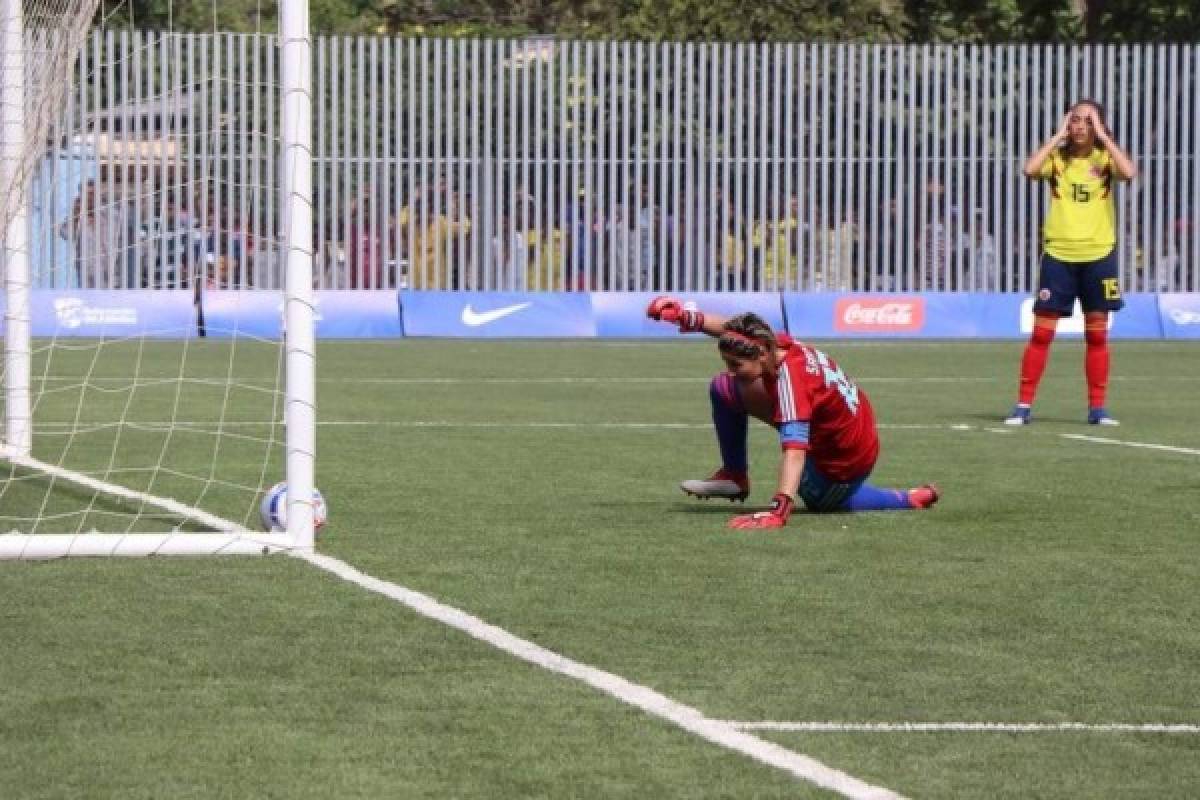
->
[31, 420, 972, 432]
[723, 721, 1200, 734]
[298, 551, 905, 800]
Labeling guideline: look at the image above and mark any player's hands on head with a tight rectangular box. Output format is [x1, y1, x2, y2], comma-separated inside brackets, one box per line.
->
[1083, 105, 1107, 140]
[729, 493, 794, 530]
[1056, 112, 1072, 142]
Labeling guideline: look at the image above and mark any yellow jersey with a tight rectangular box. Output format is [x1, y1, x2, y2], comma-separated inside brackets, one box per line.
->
[1038, 147, 1118, 262]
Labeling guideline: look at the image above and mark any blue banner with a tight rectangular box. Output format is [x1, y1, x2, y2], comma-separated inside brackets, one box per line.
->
[784, 292, 1165, 339]
[200, 290, 402, 339]
[399, 291, 595, 337]
[1017, 294, 1162, 338]
[1157, 293, 1200, 339]
[784, 293, 976, 338]
[200, 290, 281, 339]
[315, 291, 402, 338]
[27, 290, 196, 337]
[592, 291, 785, 337]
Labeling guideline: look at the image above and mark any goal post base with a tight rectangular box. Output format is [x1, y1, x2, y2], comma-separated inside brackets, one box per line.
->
[0, 532, 303, 560]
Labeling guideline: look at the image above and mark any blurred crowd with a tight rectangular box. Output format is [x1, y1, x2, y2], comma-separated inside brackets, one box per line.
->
[58, 175, 1195, 293]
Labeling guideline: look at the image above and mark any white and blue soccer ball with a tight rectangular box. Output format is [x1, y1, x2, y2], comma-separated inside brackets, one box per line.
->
[260, 481, 328, 532]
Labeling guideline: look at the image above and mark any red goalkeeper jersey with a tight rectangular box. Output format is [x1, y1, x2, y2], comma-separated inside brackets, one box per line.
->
[765, 335, 879, 481]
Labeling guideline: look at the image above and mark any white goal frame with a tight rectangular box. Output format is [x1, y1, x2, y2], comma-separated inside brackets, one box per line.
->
[0, 0, 316, 558]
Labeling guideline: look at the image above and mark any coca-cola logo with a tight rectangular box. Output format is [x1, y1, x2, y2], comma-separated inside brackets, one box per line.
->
[834, 298, 926, 332]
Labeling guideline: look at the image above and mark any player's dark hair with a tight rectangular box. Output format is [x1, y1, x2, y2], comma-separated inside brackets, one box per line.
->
[1061, 98, 1111, 152]
[718, 312, 777, 360]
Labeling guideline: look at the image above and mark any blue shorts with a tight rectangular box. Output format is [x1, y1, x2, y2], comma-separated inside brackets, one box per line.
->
[1033, 249, 1125, 316]
[799, 460, 869, 513]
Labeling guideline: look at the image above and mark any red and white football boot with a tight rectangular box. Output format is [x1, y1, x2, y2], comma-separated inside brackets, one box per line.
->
[680, 468, 750, 502]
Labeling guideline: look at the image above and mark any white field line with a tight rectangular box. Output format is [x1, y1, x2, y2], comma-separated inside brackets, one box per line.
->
[33, 375, 998, 386]
[32, 420, 971, 433]
[34, 374, 1199, 386]
[1059, 434, 1200, 457]
[298, 550, 905, 800]
[724, 721, 1200, 734]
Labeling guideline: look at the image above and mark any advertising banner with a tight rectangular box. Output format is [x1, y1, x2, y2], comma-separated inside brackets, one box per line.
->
[1157, 293, 1200, 339]
[314, 291, 402, 338]
[26, 290, 196, 338]
[200, 290, 402, 339]
[591, 291, 785, 338]
[785, 294, 955, 337]
[399, 291, 595, 337]
[199, 290, 281, 339]
[785, 293, 1164, 339]
[1018, 294, 1160, 338]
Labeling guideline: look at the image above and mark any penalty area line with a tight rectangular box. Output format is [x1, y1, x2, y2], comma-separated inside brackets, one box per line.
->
[723, 721, 1200, 734]
[297, 550, 906, 800]
[1059, 434, 1200, 457]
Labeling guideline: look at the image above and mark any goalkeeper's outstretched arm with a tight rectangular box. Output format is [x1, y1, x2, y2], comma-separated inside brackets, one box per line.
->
[645, 295, 729, 337]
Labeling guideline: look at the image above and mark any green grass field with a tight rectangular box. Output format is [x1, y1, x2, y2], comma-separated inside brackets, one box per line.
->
[3, 338, 1199, 798]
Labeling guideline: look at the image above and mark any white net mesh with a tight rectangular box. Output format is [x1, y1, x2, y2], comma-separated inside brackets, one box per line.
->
[0, 1, 101, 249]
[1, 1, 302, 548]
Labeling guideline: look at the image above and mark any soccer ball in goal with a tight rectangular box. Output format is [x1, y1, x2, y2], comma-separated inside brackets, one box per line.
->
[260, 482, 328, 534]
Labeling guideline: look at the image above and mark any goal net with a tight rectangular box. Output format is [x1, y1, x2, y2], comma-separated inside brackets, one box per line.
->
[0, 1, 317, 557]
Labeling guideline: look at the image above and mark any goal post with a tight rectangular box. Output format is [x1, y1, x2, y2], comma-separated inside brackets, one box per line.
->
[0, 1, 317, 558]
[281, 0, 316, 551]
[2, 0, 33, 460]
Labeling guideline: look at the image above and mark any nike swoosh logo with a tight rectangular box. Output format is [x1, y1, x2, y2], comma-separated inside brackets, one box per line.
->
[461, 302, 533, 327]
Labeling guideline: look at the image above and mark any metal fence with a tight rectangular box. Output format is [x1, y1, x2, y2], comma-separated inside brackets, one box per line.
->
[32, 34, 1200, 293]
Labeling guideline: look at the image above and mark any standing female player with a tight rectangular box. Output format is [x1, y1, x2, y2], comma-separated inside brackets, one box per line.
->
[647, 298, 938, 529]
[1006, 100, 1138, 426]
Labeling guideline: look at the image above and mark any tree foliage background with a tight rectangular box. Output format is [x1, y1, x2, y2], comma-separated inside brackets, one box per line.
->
[98, 0, 1200, 42]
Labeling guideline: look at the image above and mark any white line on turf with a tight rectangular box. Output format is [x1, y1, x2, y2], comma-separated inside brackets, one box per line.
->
[334, 376, 1004, 384]
[33, 421, 980, 433]
[1059, 434, 1200, 457]
[298, 550, 905, 800]
[723, 722, 1200, 733]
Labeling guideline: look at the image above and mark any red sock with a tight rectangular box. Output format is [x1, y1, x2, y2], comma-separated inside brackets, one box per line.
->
[1018, 319, 1057, 405]
[1085, 321, 1109, 408]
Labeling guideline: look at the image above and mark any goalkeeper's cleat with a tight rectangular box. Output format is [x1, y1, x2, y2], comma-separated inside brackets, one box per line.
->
[908, 484, 940, 510]
[681, 468, 749, 502]
[1004, 405, 1032, 426]
[1087, 407, 1120, 426]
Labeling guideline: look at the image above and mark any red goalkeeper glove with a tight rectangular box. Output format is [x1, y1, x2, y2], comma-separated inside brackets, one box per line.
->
[645, 295, 704, 333]
[729, 493, 794, 530]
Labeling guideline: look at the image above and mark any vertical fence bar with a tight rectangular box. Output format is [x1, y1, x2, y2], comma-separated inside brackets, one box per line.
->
[1192, 45, 1200, 289]
[636, 40, 647, 292]
[1133, 44, 1148, 292]
[479, 39, 492, 289]
[1154, 44, 1170, 292]
[471, 38, 483, 290]
[872, 44, 887, 291]
[853, 45, 867, 292]
[687, 43, 699, 291]
[437, 37, 448, 287]
[781, 42, 794, 291]
[700, 42, 713, 291]
[769, 42, 782, 292]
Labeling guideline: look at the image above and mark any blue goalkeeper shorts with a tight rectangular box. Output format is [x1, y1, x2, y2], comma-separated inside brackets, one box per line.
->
[798, 461, 869, 512]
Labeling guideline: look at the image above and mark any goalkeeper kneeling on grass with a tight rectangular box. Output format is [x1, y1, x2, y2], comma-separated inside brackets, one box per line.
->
[647, 297, 939, 529]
